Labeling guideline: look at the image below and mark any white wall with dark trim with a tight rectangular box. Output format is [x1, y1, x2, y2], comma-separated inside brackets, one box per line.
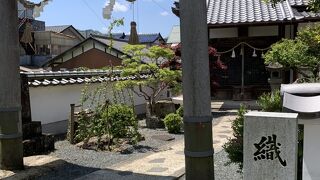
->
[29, 82, 168, 134]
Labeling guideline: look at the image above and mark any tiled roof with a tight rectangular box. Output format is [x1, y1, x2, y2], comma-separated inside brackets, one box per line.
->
[205, 0, 320, 26]
[288, 0, 309, 6]
[110, 33, 164, 44]
[22, 70, 149, 87]
[45, 25, 71, 33]
[207, 0, 297, 25]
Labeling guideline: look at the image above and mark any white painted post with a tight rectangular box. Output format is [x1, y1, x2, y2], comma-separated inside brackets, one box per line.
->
[300, 118, 320, 179]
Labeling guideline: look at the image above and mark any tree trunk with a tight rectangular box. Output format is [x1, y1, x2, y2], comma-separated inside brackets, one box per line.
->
[145, 100, 164, 128]
[0, 0, 24, 170]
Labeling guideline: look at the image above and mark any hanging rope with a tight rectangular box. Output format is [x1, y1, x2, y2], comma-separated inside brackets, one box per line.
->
[217, 41, 270, 54]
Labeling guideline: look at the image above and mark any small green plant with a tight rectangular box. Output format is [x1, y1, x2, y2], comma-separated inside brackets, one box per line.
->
[164, 113, 183, 134]
[176, 106, 183, 117]
[102, 104, 141, 145]
[74, 103, 141, 150]
[223, 105, 247, 171]
[257, 90, 282, 112]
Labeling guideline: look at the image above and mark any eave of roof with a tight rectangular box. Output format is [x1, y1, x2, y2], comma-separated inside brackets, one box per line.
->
[22, 70, 149, 87]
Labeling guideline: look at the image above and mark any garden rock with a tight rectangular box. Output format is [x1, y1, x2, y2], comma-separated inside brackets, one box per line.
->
[154, 100, 176, 118]
[146, 116, 165, 129]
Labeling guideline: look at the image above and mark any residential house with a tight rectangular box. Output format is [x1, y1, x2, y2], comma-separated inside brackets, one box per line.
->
[42, 37, 125, 70]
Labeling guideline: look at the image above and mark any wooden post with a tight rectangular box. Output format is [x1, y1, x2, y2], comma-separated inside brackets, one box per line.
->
[180, 0, 214, 179]
[69, 104, 75, 144]
[0, 0, 24, 170]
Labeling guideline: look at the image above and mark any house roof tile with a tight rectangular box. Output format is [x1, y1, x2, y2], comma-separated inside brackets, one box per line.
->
[45, 25, 71, 33]
[207, 0, 299, 25]
[110, 33, 164, 44]
[22, 70, 149, 87]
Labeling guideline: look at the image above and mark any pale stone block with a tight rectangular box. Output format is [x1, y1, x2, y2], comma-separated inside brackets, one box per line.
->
[244, 112, 298, 180]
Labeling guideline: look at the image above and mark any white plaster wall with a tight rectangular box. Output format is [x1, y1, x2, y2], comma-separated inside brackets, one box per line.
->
[29, 82, 168, 125]
[96, 43, 106, 52]
[73, 46, 83, 57]
[248, 26, 278, 37]
[209, 28, 238, 39]
[83, 40, 93, 52]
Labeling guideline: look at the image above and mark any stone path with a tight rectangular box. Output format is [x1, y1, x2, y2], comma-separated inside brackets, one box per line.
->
[78, 113, 237, 180]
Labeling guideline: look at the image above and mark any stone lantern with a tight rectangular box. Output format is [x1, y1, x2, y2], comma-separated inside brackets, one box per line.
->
[266, 62, 284, 91]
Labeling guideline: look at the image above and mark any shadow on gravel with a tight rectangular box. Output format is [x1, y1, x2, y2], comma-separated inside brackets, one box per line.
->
[120, 145, 158, 154]
[3, 160, 99, 180]
[4, 160, 178, 180]
[75, 168, 177, 180]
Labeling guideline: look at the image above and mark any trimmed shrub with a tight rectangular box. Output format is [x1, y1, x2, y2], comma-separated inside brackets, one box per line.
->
[74, 103, 141, 150]
[102, 104, 140, 142]
[164, 113, 183, 134]
[257, 90, 282, 112]
[223, 104, 247, 171]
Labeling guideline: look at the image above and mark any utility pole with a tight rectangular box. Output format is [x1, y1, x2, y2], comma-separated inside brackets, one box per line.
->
[180, 0, 214, 179]
[0, 0, 24, 170]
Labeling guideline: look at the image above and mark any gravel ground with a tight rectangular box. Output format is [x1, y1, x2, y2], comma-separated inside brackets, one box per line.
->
[35, 120, 184, 179]
[34, 113, 241, 180]
[214, 150, 243, 180]
[178, 150, 242, 180]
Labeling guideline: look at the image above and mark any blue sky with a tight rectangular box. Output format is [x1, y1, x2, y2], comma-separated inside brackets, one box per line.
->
[36, 0, 179, 37]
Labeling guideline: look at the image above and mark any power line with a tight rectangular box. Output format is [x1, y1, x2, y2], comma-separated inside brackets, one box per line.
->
[81, 0, 108, 30]
[151, 0, 170, 12]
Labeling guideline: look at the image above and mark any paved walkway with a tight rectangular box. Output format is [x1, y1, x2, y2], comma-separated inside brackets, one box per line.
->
[77, 113, 237, 180]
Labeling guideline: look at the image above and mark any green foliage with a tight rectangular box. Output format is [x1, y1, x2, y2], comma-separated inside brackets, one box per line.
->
[74, 80, 139, 150]
[176, 106, 183, 117]
[257, 90, 282, 112]
[107, 18, 124, 50]
[223, 105, 247, 171]
[102, 104, 140, 143]
[164, 113, 183, 134]
[116, 44, 182, 117]
[264, 25, 320, 80]
[75, 103, 140, 150]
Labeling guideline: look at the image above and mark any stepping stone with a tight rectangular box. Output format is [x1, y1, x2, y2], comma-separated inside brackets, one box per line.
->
[147, 167, 169, 173]
[151, 135, 175, 141]
[149, 158, 166, 163]
[217, 135, 229, 138]
[221, 125, 229, 128]
[117, 171, 133, 176]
